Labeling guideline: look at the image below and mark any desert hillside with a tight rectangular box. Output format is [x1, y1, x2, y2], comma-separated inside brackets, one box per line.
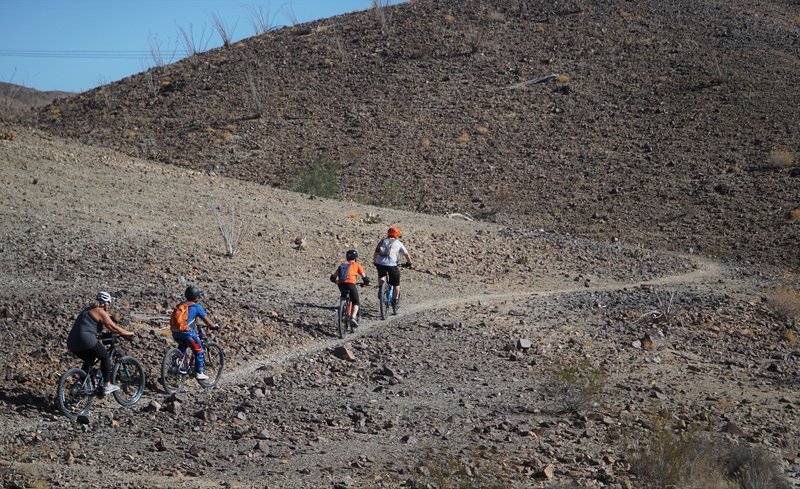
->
[24, 0, 800, 271]
[1, 123, 798, 487]
[0, 82, 71, 121]
[2, 0, 799, 487]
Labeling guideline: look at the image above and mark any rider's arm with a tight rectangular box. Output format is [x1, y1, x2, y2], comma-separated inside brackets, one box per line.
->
[201, 316, 219, 330]
[91, 308, 134, 337]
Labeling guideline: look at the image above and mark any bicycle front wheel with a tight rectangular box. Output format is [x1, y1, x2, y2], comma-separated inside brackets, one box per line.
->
[160, 348, 188, 394]
[199, 342, 224, 388]
[113, 356, 145, 406]
[337, 300, 348, 339]
[379, 282, 389, 320]
[56, 368, 93, 420]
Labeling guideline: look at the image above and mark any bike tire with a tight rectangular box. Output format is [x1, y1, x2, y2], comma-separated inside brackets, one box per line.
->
[113, 356, 145, 406]
[379, 282, 389, 320]
[160, 348, 187, 394]
[199, 342, 224, 388]
[56, 368, 93, 420]
[337, 300, 348, 339]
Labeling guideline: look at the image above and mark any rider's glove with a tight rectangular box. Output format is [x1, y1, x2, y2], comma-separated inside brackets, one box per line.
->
[329, 274, 337, 283]
[406, 261, 413, 269]
[362, 277, 371, 286]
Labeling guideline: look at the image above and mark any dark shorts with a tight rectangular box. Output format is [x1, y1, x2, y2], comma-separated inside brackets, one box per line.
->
[375, 264, 400, 286]
[338, 283, 360, 305]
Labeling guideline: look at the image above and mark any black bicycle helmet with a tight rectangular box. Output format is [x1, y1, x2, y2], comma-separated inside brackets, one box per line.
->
[346, 249, 358, 261]
[185, 285, 201, 301]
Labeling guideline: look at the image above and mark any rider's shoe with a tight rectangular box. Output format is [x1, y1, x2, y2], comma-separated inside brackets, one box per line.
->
[350, 317, 360, 329]
[392, 299, 399, 315]
[102, 384, 120, 395]
[195, 372, 210, 381]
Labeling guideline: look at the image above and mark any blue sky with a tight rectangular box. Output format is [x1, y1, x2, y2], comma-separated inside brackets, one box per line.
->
[0, 0, 403, 93]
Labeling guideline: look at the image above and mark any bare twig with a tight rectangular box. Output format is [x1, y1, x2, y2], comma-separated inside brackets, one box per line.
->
[211, 202, 251, 257]
[500, 74, 558, 91]
[211, 13, 238, 47]
[248, 2, 282, 35]
[446, 213, 474, 221]
[178, 23, 212, 58]
[245, 70, 266, 118]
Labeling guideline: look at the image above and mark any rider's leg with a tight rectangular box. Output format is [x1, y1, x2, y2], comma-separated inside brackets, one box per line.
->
[186, 331, 205, 375]
[350, 284, 361, 322]
[92, 343, 112, 384]
[73, 348, 95, 374]
[388, 266, 401, 311]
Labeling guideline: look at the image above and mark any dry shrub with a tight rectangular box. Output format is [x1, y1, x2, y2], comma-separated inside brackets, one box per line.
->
[210, 201, 250, 257]
[787, 208, 800, 221]
[0, 126, 14, 141]
[769, 149, 796, 168]
[457, 131, 471, 143]
[544, 359, 605, 414]
[556, 73, 571, 83]
[766, 286, 800, 321]
[410, 447, 508, 489]
[629, 424, 791, 489]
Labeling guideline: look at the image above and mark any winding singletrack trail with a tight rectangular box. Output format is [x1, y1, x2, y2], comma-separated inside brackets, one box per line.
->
[224, 254, 722, 384]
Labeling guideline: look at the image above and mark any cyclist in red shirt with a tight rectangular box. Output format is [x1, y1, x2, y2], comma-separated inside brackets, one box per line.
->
[330, 250, 370, 327]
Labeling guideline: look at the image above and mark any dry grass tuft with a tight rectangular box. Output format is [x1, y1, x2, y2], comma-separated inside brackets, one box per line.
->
[787, 208, 800, 221]
[456, 131, 471, 144]
[556, 74, 571, 83]
[766, 286, 800, 321]
[629, 424, 791, 489]
[544, 359, 605, 414]
[769, 149, 796, 168]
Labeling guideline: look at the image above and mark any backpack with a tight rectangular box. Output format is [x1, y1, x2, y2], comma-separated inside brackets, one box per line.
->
[169, 301, 195, 333]
[377, 238, 395, 257]
[337, 263, 352, 282]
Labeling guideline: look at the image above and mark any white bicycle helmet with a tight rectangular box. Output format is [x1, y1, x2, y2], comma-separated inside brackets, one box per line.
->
[96, 291, 112, 305]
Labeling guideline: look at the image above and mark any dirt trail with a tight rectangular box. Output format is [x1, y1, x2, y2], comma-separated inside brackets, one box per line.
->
[224, 253, 721, 384]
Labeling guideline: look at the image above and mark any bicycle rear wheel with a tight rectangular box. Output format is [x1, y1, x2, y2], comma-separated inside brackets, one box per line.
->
[113, 356, 145, 406]
[160, 348, 188, 394]
[379, 282, 389, 320]
[199, 342, 224, 388]
[337, 300, 348, 339]
[56, 368, 93, 420]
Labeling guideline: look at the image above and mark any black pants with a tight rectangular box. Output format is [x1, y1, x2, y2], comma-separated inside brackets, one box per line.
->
[338, 283, 360, 305]
[72, 342, 112, 382]
[375, 264, 400, 286]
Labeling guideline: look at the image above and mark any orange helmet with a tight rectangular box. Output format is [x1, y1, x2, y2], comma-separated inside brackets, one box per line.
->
[387, 226, 401, 238]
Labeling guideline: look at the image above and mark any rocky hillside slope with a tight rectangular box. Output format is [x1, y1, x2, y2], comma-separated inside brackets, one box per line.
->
[1, 124, 798, 488]
[25, 0, 800, 271]
[0, 82, 71, 121]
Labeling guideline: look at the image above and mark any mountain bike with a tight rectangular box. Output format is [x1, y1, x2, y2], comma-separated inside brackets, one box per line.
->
[160, 324, 224, 394]
[337, 282, 367, 339]
[378, 263, 411, 320]
[56, 334, 145, 420]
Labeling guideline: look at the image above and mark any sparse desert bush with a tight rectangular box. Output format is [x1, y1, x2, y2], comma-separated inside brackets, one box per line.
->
[211, 12, 237, 47]
[544, 359, 605, 413]
[371, 0, 392, 36]
[210, 201, 250, 257]
[769, 149, 796, 168]
[245, 70, 267, 118]
[292, 154, 338, 198]
[409, 448, 508, 489]
[639, 290, 680, 328]
[766, 286, 800, 323]
[466, 28, 484, 54]
[787, 208, 800, 221]
[629, 425, 791, 489]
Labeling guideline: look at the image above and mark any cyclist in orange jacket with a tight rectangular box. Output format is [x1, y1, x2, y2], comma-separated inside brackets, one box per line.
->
[330, 249, 370, 327]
